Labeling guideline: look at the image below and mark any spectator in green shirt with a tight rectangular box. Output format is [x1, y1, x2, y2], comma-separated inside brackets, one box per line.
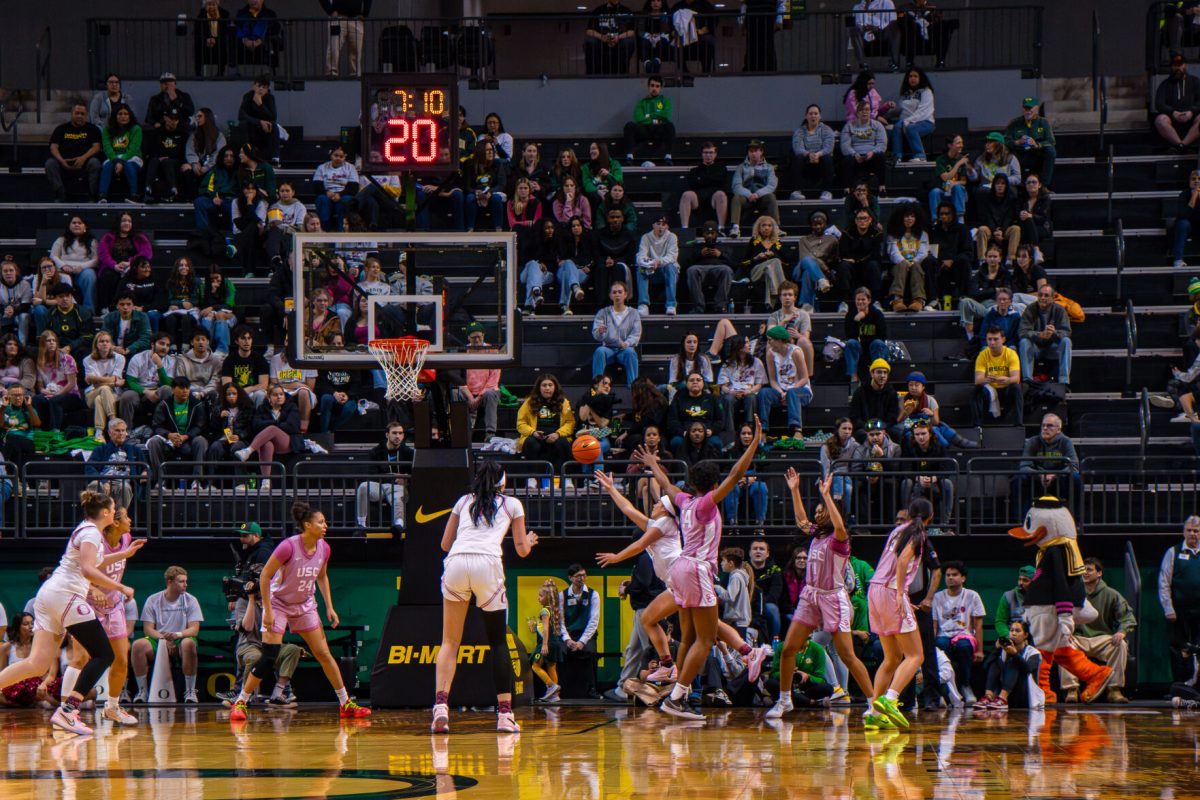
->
[994, 565, 1035, 639]
[622, 76, 675, 167]
[1004, 96, 1057, 188]
[763, 637, 834, 707]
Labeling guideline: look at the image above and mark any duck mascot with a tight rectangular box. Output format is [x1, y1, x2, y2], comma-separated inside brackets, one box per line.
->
[1009, 497, 1113, 703]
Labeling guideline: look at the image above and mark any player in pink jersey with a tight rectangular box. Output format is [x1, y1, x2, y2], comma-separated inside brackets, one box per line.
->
[633, 416, 763, 721]
[765, 471, 878, 720]
[230, 502, 371, 721]
[0, 491, 140, 736]
[592, 470, 770, 701]
[866, 496, 934, 729]
[88, 506, 142, 725]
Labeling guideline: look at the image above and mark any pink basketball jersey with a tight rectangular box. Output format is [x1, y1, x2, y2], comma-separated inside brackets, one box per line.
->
[677, 491, 722, 568]
[805, 533, 851, 591]
[94, 532, 132, 611]
[270, 535, 331, 606]
[871, 522, 923, 593]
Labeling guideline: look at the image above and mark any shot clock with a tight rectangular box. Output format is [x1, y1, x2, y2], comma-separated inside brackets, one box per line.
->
[362, 74, 459, 172]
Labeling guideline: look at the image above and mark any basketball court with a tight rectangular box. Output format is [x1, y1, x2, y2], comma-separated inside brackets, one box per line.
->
[0, 705, 1195, 798]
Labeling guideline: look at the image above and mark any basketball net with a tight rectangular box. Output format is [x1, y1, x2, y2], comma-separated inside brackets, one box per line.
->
[369, 337, 431, 401]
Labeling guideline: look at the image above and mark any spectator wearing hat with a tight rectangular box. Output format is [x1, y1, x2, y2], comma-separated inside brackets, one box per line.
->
[728, 140, 779, 238]
[1004, 97, 1057, 188]
[1172, 171, 1200, 269]
[850, 357, 898, 431]
[843, 287, 889, 389]
[145, 73, 196, 130]
[238, 75, 280, 165]
[840, 99, 889, 196]
[849, 417, 902, 523]
[635, 216, 680, 316]
[1017, 283, 1072, 385]
[995, 565, 1035, 639]
[45, 103, 103, 202]
[234, 520, 273, 582]
[974, 132, 1021, 194]
[683, 221, 735, 313]
[758, 325, 813, 438]
[973, 326, 1022, 425]
[623, 76, 675, 167]
[1155, 53, 1200, 152]
[896, 371, 977, 448]
[143, 108, 189, 203]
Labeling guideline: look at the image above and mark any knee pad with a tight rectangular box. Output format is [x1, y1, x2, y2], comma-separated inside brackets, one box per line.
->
[481, 610, 513, 695]
[251, 643, 281, 680]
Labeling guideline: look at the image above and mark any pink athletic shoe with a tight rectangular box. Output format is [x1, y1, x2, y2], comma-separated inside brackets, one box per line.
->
[51, 705, 94, 736]
[646, 664, 677, 683]
[745, 646, 770, 683]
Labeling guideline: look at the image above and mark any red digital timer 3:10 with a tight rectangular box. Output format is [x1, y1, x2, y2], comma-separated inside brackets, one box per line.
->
[363, 76, 458, 172]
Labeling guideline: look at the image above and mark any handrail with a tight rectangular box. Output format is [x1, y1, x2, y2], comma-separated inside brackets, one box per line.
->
[1124, 297, 1138, 397]
[1092, 10, 1101, 112]
[1139, 386, 1150, 460]
[1105, 145, 1115, 228]
[34, 26, 51, 124]
[1114, 216, 1126, 300]
[85, 8, 1046, 83]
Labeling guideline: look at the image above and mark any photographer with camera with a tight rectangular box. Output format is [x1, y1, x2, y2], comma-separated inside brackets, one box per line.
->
[219, 555, 302, 709]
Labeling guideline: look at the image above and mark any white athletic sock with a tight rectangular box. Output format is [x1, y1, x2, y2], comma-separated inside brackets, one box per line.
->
[61, 666, 81, 700]
[886, 689, 900, 701]
[669, 683, 688, 702]
[185, 674, 197, 693]
[355, 516, 367, 527]
[136, 674, 149, 694]
[335, 687, 350, 705]
[237, 689, 252, 703]
[270, 683, 285, 699]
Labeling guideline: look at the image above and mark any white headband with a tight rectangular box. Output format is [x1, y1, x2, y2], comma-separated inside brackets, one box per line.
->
[659, 494, 677, 518]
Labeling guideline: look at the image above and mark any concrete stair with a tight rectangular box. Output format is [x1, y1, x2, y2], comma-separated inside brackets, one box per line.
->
[1043, 75, 1149, 132]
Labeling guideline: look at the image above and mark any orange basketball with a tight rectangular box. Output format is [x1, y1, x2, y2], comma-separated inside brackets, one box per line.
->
[572, 434, 602, 464]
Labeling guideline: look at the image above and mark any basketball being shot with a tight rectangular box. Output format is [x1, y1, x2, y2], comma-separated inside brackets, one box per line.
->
[2, 20, 1199, 800]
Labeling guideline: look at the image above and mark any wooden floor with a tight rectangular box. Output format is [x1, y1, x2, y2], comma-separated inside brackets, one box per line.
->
[0, 704, 1197, 799]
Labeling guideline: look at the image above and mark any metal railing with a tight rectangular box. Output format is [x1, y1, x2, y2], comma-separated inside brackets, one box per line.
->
[1093, 11, 1110, 153]
[1114, 216, 1126, 301]
[1124, 298, 1138, 397]
[34, 26, 51, 124]
[9, 452, 1200, 538]
[85, 8, 1043, 85]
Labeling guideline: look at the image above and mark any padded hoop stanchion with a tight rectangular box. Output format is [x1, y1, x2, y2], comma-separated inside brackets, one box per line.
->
[368, 337, 431, 401]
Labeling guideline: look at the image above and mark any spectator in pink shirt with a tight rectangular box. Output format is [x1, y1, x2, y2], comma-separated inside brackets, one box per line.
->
[458, 323, 501, 441]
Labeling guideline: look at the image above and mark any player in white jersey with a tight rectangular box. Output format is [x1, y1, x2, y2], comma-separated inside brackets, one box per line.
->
[433, 460, 538, 734]
[0, 491, 142, 735]
[592, 470, 770, 696]
[633, 416, 763, 721]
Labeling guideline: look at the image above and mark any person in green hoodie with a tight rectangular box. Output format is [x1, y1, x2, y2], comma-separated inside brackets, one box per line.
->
[194, 145, 240, 231]
[99, 104, 143, 203]
[622, 76, 675, 166]
[1004, 96, 1057, 188]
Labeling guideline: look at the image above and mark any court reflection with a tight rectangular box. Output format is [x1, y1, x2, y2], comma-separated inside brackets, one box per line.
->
[0, 706, 1195, 800]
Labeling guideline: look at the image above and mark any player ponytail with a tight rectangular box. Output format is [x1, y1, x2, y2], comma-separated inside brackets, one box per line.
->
[79, 489, 115, 520]
[291, 501, 319, 529]
[470, 460, 505, 527]
[893, 497, 933, 558]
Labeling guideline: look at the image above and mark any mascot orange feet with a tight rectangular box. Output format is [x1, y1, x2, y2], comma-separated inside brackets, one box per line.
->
[1054, 647, 1113, 703]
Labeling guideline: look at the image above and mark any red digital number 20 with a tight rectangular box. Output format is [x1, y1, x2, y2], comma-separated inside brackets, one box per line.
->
[383, 119, 438, 164]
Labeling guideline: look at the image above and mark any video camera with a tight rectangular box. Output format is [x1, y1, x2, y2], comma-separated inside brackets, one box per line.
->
[224, 554, 266, 604]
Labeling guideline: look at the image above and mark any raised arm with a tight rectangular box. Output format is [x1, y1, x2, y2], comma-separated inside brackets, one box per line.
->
[785, 466, 810, 530]
[595, 469, 651, 531]
[711, 416, 764, 503]
[817, 474, 848, 541]
[634, 445, 681, 502]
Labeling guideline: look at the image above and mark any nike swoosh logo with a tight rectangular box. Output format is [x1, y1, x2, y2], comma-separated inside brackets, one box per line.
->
[414, 506, 452, 524]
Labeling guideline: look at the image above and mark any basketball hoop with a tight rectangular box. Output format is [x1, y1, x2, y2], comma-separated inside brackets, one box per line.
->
[369, 337, 431, 401]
